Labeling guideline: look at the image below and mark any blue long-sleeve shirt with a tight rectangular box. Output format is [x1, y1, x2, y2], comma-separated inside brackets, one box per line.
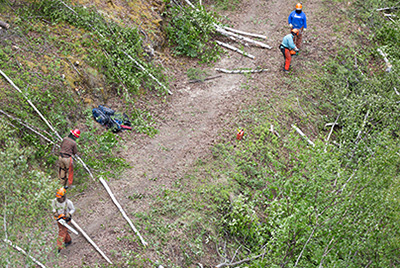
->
[281, 34, 297, 50]
[288, 10, 307, 29]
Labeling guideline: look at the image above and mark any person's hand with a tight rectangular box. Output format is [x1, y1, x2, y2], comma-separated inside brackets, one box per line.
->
[295, 48, 299, 52]
[65, 213, 72, 222]
[53, 212, 58, 218]
[303, 28, 306, 32]
[289, 23, 293, 28]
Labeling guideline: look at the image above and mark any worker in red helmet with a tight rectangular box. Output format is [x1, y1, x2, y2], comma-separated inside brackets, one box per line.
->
[288, 3, 307, 49]
[59, 129, 80, 188]
[279, 29, 300, 72]
[52, 187, 75, 253]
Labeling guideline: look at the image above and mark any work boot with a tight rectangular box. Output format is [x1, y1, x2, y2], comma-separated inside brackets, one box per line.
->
[64, 240, 72, 247]
[57, 249, 61, 253]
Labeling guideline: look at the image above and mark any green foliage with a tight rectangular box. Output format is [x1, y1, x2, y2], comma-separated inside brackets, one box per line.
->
[0, 124, 58, 267]
[35, 0, 168, 95]
[211, 0, 242, 11]
[166, 4, 222, 62]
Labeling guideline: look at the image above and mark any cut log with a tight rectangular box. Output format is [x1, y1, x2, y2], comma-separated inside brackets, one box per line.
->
[223, 26, 267, 40]
[99, 177, 148, 247]
[0, 21, 10, 29]
[291, 124, 315, 147]
[215, 40, 255, 59]
[70, 219, 113, 264]
[215, 26, 272, 49]
[228, 36, 249, 47]
[3, 239, 46, 268]
[216, 68, 268, 74]
[377, 48, 392, 72]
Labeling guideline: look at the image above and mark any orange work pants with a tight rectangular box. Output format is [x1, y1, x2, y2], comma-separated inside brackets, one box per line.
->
[280, 47, 292, 71]
[57, 222, 71, 250]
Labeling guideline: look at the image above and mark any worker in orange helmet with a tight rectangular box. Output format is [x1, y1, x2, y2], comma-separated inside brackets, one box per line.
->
[52, 187, 75, 253]
[279, 29, 300, 72]
[288, 3, 307, 49]
[59, 129, 80, 188]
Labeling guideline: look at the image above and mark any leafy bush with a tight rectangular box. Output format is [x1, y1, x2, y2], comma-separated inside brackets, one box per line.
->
[166, 4, 222, 63]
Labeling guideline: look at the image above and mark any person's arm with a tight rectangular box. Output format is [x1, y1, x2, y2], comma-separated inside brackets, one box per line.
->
[67, 200, 76, 215]
[73, 142, 78, 155]
[303, 13, 307, 29]
[288, 12, 293, 25]
[288, 37, 297, 50]
[51, 199, 58, 218]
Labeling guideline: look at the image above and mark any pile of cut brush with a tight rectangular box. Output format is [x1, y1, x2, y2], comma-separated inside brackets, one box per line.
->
[92, 105, 132, 133]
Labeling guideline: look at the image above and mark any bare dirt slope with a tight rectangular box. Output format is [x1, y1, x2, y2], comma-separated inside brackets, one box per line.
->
[56, 0, 329, 266]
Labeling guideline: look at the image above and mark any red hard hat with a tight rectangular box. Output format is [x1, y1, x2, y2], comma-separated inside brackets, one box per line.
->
[71, 129, 80, 138]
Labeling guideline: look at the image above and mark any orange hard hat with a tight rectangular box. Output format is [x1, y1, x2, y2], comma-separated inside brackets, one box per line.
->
[70, 128, 81, 138]
[291, 29, 299, 36]
[56, 187, 66, 198]
[296, 3, 302, 10]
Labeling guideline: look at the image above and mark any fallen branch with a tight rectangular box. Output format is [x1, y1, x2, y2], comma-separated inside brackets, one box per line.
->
[291, 124, 315, 147]
[3, 239, 46, 268]
[0, 109, 55, 144]
[294, 226, 317, 267]
[223, 26, 267, 40]
[270, 124, 281, 138]
[216, 68, 268, 74]
[188, 74, 221, 83]
[296, 97, 306, 116]
[394, 87, 400, 95]
[377, 48, 392, 72]
[99, 177, 148, 246]
[325, 114, 340, 150]
[216, 40, 255, 59]
[70, 219, 113, 264]
[0, 21, 10, 29]
[122, 51, 172, 95]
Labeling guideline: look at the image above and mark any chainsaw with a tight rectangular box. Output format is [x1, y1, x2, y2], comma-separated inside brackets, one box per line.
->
[56, 214, 79, 235]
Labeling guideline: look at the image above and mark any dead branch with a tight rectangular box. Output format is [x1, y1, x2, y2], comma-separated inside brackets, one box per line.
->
[99, 177, 148, 246]
[215, 40, 255, 59]
[216, 68, 268, 74]
[291, 124, 315, 147]
[70, 219, 113, 264]
[325, 114, 340, 150]
[296, 97, 306, 116]
[223, 26, 267, 39]
[215, 252, 265, 268]
[270, 124, 281, 137]
[0, 109, 55, 144]
[394, 87, 400, 95]
[122, 51, 172, 95]
[294, 226, 317, 267]
[188, 75, 221, 83]
[228, 36, 249, 47]
[377, 48, 392, 72]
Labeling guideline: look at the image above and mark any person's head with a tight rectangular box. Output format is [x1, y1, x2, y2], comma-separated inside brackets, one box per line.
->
[56, 187, 66, 203]
[291, 28, 299, 36]
[295, 2, 302, 14]
[70, 129, 81, 140]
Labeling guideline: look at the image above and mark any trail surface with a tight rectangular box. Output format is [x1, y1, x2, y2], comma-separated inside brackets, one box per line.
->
[58, 0, 327, 266]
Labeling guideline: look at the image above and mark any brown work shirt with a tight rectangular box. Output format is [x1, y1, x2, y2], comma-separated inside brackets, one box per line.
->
[60, 137, 77, 157]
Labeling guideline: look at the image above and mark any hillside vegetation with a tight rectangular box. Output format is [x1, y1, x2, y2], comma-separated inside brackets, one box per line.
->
[1, 0, 400, 267]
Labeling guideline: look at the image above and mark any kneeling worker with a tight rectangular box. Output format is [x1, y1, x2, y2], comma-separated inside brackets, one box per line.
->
[279, 29, 299, 72]
[52, 187, 75, 253]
